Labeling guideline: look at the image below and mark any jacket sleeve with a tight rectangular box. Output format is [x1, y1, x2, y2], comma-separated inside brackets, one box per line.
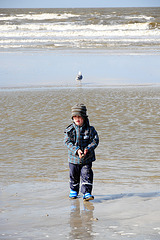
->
[85, 126, 99, 151]
[64, 127, 80, 155]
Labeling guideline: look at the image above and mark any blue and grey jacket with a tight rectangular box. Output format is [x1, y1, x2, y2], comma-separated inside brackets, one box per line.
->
[64, 119, 99, 164]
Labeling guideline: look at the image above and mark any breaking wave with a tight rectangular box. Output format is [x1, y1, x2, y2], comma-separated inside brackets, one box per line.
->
[0, 7, 160, 52]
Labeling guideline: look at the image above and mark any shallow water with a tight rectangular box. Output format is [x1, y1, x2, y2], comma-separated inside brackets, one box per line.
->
[0, 86, 160, 188]
[0, 86, 160, 239]
[1, 53, 160, 88]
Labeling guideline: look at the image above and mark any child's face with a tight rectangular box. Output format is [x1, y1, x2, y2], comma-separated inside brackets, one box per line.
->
[73, 115, 84, 126]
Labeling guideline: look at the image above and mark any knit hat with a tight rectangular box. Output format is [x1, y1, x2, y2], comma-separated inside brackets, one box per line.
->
[71, 103, 88, 119]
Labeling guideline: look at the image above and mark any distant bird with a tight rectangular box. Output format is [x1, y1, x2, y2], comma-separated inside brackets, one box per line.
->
[76, 71, 83, 81]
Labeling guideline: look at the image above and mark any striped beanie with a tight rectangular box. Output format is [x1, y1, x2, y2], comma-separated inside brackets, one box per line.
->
[71, 103, 88, 119]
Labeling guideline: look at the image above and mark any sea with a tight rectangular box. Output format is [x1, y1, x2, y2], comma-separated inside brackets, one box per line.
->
[0, 7, 160, 240]
[0, 7, 160, 53]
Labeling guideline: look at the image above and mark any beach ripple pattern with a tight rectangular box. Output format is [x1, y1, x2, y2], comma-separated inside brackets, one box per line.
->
[0, 87, 160, 187]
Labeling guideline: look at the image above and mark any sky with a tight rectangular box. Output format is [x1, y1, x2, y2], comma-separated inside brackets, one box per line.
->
[0, 0, 160, 8]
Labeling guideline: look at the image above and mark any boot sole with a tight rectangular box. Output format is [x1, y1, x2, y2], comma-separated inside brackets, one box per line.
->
[69, 196, 77, 199]
[83, 196, 94, 201]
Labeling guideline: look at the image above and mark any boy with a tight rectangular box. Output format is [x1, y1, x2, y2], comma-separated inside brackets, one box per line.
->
[64, 104, 99, 201]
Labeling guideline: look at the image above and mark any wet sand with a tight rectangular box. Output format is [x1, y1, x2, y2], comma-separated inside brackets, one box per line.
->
[0, 52, 160, 239]
[1, 182, 160, 240]
[0, 51, 160, 88]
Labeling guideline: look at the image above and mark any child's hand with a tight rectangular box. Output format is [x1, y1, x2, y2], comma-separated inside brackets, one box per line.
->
[77, 149, 83, 158]
[84, 149, 88, 156]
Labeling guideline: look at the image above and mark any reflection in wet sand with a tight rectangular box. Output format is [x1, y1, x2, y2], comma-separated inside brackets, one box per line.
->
[69, 199, 95, 240]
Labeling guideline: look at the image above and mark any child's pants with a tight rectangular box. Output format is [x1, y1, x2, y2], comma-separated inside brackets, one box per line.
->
[69, 162, 93, 194]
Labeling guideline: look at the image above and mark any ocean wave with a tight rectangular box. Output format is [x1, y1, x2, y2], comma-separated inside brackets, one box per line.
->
[124, 15, 153, 21]
[0, 12, 79, 21]
[0, 24, 159, 39]
[149, 21, 160, 29]
[0, 7, 160, 52]
[0, 22, 151, 31]
[0, 38, 159, 51]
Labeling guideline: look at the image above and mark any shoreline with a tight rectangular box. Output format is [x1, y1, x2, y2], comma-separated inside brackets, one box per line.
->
[1, 83, 160, 91]
[1, 48, 160, 55]
[0, 53, 160, 88]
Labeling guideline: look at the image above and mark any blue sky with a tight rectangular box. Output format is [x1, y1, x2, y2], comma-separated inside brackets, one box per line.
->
[0, 0, 160, 8]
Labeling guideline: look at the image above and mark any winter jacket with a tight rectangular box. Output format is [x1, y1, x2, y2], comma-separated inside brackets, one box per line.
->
[64, 119, 99, 164]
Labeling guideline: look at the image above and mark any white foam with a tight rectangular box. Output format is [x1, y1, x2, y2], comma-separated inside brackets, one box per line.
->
[1, 38, 158, 48]
[0, 13, 79, 21]
[153, 227, 160, 230]
[0, 26, 159, 38]
[0, 22, 150, 32]
[125, 15, 153, 21]
[121, 232, 136, 236]
[0, 21, 160, 40]
[0, 12, 160, 50]
[109, 226, 118, 229]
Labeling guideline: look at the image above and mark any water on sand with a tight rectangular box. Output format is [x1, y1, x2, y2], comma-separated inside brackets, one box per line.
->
[0, 86, 160, 239]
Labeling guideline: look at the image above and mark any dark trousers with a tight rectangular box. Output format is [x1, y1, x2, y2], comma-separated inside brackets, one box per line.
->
[69, 162, 93, 195]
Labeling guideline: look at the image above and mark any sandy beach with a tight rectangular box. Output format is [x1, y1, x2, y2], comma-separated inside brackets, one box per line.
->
[1, 86, 160, 239]
[1, 181, 160, 240]
[0, 51, 160, 88]
[0, 7, 160, 240]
